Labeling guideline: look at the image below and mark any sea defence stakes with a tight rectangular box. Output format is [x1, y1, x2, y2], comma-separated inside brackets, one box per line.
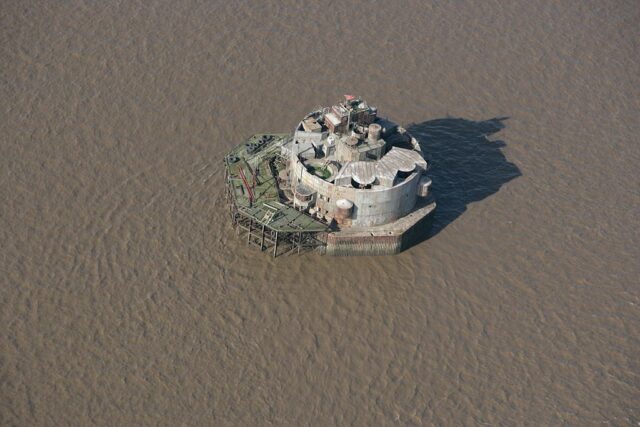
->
[223, 96, 436, 256]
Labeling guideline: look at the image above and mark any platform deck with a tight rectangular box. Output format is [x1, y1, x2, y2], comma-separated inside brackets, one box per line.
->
[225, 134, 328, 234]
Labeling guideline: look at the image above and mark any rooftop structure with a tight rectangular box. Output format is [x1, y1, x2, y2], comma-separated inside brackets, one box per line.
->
[224, 96, 436, 256]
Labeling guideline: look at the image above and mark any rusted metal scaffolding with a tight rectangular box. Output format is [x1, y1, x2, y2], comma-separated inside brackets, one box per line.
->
[230, 208, 325, 257]
[225, 169, 325, 257]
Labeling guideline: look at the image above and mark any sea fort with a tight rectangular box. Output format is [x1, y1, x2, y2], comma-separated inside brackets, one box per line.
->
[224, 96, 436, 256]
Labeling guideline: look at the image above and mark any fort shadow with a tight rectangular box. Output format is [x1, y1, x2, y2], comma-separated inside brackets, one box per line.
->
[407, 117, 521, 240]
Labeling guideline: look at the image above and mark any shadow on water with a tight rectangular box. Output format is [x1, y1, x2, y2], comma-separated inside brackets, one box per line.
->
[407, 117, 521, 238]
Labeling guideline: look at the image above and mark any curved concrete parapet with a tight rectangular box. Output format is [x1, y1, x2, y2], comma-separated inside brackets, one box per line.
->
[293, 158, 425, 227]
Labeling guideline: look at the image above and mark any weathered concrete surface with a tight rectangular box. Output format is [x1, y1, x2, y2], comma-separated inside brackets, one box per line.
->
[294, 160, 427, 228]
[325, 200, 436, 255]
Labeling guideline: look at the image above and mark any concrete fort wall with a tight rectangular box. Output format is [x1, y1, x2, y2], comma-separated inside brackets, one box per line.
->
[292, 160, 422, 227]
[351, 172, 420, 227]
[324, 205, 434, 256]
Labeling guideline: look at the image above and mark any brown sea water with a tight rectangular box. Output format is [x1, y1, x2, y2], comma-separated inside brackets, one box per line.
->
[2, 1, 639, 425]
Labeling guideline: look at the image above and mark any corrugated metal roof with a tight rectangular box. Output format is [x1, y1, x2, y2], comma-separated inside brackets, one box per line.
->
[346, 161, 376, 185]
[374, 159, 397, 182]
[336, 147, 427, 187]
[381, 147, 426, 173]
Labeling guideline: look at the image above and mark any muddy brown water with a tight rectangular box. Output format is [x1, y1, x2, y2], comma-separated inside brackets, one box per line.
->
[2, 1, 639, 425]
